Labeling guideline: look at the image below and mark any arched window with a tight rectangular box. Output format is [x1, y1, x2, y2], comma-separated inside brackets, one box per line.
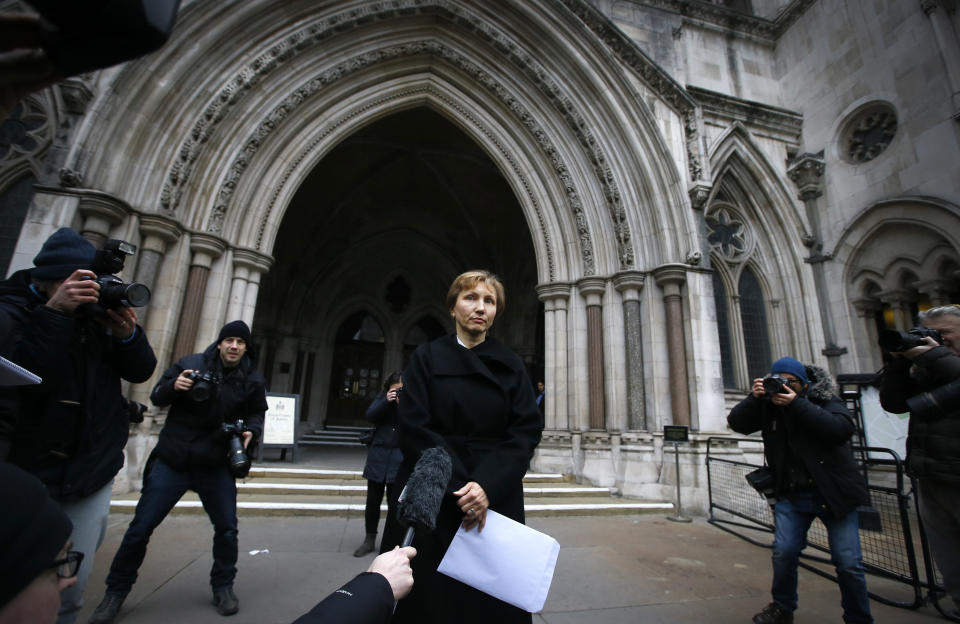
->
[738, 267, 772, 382]
[712, 271, 736, 389]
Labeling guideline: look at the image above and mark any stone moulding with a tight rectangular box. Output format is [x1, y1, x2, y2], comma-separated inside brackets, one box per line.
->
[155, 0, 671, 276]
[257, 85, 559, 280]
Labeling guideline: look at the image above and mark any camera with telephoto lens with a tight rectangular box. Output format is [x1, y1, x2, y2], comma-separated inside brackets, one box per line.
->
[877, 327, 943, 352]
[762, 374, 791, 398]
[222, 419, 251, 478]
[86, 239, 151, 312]
[186, 370, 221, 402]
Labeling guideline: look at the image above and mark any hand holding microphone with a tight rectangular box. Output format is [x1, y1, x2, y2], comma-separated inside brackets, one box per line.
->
[397, 446, 452, 548]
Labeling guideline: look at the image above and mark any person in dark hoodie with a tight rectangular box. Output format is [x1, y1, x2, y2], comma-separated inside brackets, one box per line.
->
[89, 320, 266, 622]
[0, 227, 157, 624]
[728, 357, 873, 624]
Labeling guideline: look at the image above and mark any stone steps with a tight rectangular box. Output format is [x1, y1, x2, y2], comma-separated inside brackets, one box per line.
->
[110, 465, 673, 517]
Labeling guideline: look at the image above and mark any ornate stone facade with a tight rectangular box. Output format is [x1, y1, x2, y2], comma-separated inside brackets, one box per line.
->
[2, 0, 958, 510]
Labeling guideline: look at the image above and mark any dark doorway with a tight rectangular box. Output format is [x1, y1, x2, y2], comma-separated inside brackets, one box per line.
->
[255, 106, 542, 425]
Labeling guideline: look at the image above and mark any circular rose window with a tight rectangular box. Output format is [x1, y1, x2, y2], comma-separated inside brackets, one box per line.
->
[842, 102, 897, 163]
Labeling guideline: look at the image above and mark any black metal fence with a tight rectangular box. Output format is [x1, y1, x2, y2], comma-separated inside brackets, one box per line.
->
[706, 436, 957, 620]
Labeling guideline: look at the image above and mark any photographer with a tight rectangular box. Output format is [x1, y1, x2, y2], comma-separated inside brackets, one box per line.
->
[727, 357, 872, 624]
[0, 227, 157, 624]
[878, 305, 960, 616]
[90, 320, 266, 622]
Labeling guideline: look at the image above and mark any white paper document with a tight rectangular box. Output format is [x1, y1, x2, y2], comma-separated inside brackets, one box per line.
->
[437, 509, 560, 613]
[0, 356, 41, 386]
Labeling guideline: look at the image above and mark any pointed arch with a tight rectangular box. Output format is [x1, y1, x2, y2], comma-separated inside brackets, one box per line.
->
[704, 122, 821, 381]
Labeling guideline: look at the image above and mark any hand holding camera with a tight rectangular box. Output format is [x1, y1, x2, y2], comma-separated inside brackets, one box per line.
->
[174, 369, 221, 402]
[44, 269, 100, 314]
[751, 375, 797, 406]
[878, 327, 943, 360]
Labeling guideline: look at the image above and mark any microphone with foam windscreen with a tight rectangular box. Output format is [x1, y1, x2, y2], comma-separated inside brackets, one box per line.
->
[397, 446, 452, 548]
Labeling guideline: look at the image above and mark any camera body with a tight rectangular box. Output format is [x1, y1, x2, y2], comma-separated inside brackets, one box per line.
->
[878, 326, 943, 352]
[84, 239, 151, 314]
[186, 370, 221, 402]
[762, 374, 791, 397]
[221, 419, 251, 478]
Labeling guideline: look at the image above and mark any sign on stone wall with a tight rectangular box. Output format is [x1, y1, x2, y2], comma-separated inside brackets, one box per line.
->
[261, 392, 299, 462]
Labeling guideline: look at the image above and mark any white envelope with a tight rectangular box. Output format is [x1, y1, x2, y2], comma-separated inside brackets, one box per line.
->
[437, 509, 560, 613]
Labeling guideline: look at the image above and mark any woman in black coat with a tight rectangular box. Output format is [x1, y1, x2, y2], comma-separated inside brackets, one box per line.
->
[353, 371, 404, 557]
[383, 270, 544, 624]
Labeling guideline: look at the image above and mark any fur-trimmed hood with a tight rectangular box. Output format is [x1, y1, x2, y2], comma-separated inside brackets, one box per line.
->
[803, 363, 837, 402]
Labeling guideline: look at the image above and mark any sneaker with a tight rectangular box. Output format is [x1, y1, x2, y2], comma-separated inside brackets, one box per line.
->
[212, 587, 239, 616]
[752, 602, 793, 624]
[88, 592, 127, 624]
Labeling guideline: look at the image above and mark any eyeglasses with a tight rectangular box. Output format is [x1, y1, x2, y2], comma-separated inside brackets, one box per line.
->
[50, 551, 84, 579]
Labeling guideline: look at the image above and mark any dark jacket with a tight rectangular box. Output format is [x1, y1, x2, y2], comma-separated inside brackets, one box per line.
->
[292, 572, 394, 624]
[0, 269, 157, 500]
[878, 346, 960, 482]
[150, 340, 266, 470]
[727, 364, 870, 518]
[384, 334, 543, 623]
[362, 394, 402, 484]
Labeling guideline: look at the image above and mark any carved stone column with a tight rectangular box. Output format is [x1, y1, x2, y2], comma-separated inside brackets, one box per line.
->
[135, 215, 181, 326]
[612, 271, 646, 430]
[239, 251, 273, 328]
[171, 233, 226, 360]
[577, 277, 606, 430]
[537, 282, 571, 431]
[922, 0, 960, 119]
[787, 151, 847, 372]
[653, 265, 691, 427]
[917, 278, 956, 307]
[77, 192, 129, 247]
[852, 298, 883, 370]
[879, 289, 914, 330]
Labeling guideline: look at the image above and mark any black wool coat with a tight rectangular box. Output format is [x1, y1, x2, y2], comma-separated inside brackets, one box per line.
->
[727, 364, 870, 519]
[879, 346, 960, 483]
[0, 269, 157, 500]
[150, 341, 266, 470]
[291, 572, 394, 624]
[383, 334, 543, 624]
[362, 394, 402, 484]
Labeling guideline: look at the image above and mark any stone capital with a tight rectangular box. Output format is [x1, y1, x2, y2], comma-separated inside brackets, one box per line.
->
[536, 281, 573, 303]
[189, 233, 227, 268]
[612, 271, 645, 302]
[139, 214, 182, 250]
[232, 247, 275, 274]
[576, 276, 606, 306]
[77, 191, 131, 240]
[688, 182, 712, 211]
[877, 288, 914, 308]
[652, 264, 688, 287]
[786, 151, 825, 201]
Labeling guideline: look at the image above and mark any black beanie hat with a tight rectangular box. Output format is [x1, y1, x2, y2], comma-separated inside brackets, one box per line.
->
[32, 227, 96, 281]
[217, 320, 252, 344]
[0, 463, 73, 608]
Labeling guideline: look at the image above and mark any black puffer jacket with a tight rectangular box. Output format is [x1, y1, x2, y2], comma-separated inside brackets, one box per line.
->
[727, 364, 870, 518]
[150, 340, 266, 470]
[879, 346, 960, 483]
[0, 268, 157, 500]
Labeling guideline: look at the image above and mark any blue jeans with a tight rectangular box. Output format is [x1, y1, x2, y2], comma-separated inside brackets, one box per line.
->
[105, 458, 238, 594]
[57, 480, 114, 624]
[771, 492, 873, 623]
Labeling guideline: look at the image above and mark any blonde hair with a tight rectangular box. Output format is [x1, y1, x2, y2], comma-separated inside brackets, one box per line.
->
[445, 270, 505, 314]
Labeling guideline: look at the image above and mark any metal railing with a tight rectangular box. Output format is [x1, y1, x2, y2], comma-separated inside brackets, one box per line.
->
[706, 436, 957, 619]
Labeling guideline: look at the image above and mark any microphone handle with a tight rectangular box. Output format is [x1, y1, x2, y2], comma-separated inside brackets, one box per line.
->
[400, 525, 415, 548]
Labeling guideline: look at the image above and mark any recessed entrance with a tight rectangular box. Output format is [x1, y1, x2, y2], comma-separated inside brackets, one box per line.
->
[254, 107, 542, 426]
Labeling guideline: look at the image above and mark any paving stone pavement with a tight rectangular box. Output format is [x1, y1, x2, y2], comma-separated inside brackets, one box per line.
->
[75, 447, 948, 623]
